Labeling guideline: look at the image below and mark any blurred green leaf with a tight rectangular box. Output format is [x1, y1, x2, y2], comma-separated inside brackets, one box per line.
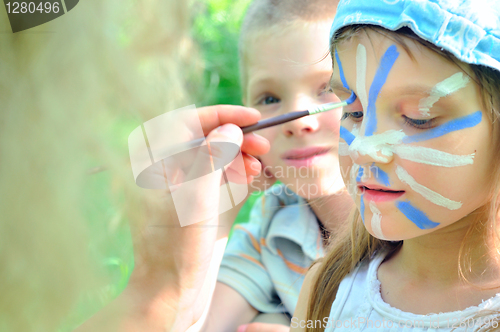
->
[192, 0, 252, 106]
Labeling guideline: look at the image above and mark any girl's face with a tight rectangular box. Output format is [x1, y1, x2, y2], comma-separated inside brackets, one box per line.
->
[332, 30, 493, 241]
[244, 22, 346, 199]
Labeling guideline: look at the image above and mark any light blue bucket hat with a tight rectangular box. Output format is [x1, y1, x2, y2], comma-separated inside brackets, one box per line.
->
[330, 0, 500, 72]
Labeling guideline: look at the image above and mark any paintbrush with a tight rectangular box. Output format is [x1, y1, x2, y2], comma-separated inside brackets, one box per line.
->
[189, 91, 357, 148]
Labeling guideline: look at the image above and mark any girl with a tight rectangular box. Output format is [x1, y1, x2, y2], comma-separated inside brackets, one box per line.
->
[293, 0, 500, 331]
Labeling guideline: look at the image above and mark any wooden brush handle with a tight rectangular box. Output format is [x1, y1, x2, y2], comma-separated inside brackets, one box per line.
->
[241, 110, 309, 134]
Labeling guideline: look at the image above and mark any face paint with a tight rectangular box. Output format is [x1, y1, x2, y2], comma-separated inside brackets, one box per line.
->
[340, 126, 356, 145]
[339, 142, 349, 156]
[356, 167, 364, 182]
[393, 145, 475, 167]
[395, 165, 462, 210]
[396, 201, 440, 229]
[349, 129, 405, 161]
[371, 164, 391, 186]
[418, 72, 470, 117]
[335, 49, 351, 90]
[360, 194, 366, 223]
[334, 33, 492, 241]
[403, 111, 482, 144]
[364, 45, 400, 136]
[342, 119, 477, 167]
[356, 44, 369, 134]
[369, 201, 385, 239]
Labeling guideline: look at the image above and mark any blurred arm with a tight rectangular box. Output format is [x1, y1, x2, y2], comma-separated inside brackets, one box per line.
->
[75, 105, 269, 332]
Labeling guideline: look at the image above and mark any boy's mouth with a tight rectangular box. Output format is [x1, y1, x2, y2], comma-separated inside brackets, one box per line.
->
[281, 146, 332, 160]
[281, 146, 332, 167]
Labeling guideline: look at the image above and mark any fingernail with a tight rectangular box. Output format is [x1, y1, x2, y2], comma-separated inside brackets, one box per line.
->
[237, 324, 249, 332]
[216, 124, 241, 137]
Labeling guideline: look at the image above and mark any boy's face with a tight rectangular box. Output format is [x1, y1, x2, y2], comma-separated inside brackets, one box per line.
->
[244, 22, 345, 199]
[332, 30, 493, 241]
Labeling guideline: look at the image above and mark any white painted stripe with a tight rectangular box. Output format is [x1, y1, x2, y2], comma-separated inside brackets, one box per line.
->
[369, 201, 385, 239]
[418, 72, 470, 117]
[352, 124, 360, 137]
[394, 145, 474, 167]
[395, 165, 462, 210]
[338, 142, 349, 156]
[356, 44, 369, 136]
[349, 130, 405, 162]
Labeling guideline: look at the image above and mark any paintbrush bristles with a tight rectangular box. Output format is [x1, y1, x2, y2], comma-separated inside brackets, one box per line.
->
[308, 100, 348, 115]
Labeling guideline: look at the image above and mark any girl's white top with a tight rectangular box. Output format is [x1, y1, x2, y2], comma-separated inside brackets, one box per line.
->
[322, 252, 500, 332]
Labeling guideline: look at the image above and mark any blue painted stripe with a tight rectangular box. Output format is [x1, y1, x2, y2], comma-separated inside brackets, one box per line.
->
[396, 201, 440, 229]
[360, 194, 365, 224]
[340, 126, 355, 145]
[356, 167, 364, 182]
[346, 91, 357, 105]
[403, 111, 482, 143]
[365, 45, 400, 136]
[371, 164, 390, 186]
[334, 49, 351, 91]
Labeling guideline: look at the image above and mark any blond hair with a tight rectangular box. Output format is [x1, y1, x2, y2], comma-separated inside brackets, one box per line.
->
[0, 1, 200, 330]
[306, 25, 500, 332]
[238, 0, 339, 95]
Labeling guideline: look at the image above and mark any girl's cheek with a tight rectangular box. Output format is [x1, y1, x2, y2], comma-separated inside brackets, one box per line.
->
[339, 155, 352, 184]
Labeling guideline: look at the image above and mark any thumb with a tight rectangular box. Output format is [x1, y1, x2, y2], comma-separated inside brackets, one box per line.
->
[207, 124, 247, 184]
[205, 123, 243, 167]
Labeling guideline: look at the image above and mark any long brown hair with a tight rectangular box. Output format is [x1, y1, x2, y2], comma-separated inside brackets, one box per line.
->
[306, 25, 500, 332]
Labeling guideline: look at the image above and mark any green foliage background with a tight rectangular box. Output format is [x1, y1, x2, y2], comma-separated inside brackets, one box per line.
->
[193, 0, 251, 106]
[192, 0, 263, 235]
[62, 1, 262, 330]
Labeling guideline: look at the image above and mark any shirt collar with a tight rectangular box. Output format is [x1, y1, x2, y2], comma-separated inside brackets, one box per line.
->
[262, 184, 324, 261]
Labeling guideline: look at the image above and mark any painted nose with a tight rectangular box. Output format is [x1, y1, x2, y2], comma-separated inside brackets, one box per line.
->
[348, 135, 395, 165]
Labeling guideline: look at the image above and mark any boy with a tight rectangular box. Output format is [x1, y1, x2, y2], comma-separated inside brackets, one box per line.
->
[203, 1, 348, 331]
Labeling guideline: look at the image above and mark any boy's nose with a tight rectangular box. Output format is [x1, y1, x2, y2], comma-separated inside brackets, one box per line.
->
[281, 113, 320, 137]
[282, 97, 320, 137]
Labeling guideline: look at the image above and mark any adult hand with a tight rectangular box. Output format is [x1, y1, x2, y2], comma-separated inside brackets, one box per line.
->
[248, 158, 277, 194]
[129, 105, 271, 329]
[76, 105, 270, 332]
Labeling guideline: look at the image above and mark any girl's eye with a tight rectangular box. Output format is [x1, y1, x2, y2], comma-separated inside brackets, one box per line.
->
[341, 111, 364, 121]
[403, 115, 435, 129]
[259, 95, 280, 105]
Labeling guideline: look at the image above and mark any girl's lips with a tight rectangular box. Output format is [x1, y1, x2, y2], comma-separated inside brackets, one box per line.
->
[358, 184, 405, 202]
[281, 146, 332, 167]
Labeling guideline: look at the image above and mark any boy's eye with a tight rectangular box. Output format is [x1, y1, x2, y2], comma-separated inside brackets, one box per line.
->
[260, 96, 280, 105]
[403, 115, 435, 129]
[341, 111, 364, 121]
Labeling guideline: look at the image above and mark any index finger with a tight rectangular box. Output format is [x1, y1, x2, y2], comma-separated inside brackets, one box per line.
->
[197, 105, 261, 136]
